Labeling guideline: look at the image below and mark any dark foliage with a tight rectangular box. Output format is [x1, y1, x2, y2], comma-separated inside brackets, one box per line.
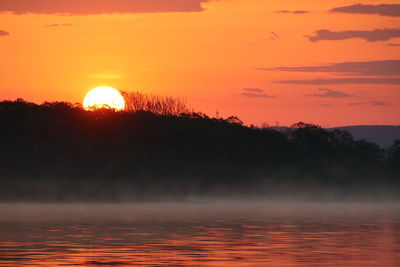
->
[0, 100, 398, 201]
[122, 91, 190, 115]
[388, 140, 400, 174]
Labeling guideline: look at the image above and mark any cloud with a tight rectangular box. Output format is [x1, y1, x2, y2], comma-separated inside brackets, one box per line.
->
[0, 0, 210, 15]
[388, 43, 400, 47]
[348, 101, 388, 106]
[305, 88, 354, 98]
[240, 88, 275, 98]
[331, 4, 400, 17]
[242, 93, 276, 98]
[243, 88, 264, 93]
[275, 77, 400, 85]
[45, 23, 73, 27]
[0, 30, 9, 36]
[261, 60, 400, 76]
[276, 10, 310, 14]
[306, 29, 400, 42]
[269, 32, 279, 40]
[263, 60, 400, 85]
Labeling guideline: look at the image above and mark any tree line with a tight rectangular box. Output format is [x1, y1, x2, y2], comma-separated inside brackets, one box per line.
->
[0, 98, 398, 201]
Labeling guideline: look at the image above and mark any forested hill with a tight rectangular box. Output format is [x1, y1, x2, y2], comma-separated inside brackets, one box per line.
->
[0, 100, 399, 201]
[334, 126, 400, 148]
[269, 126, 400, 148]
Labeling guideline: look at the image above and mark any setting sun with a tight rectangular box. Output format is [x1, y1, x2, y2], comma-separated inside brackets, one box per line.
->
[83, 86, 125, 111]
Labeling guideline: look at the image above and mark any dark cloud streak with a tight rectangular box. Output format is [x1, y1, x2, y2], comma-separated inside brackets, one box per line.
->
[275, 78, 400, 85]
[305, 88, 354, 98]
[243, 88, 264, 93]
[241, 88, 276, 98]
[241, 92, 276, 98]
[331, 4, 400, 17]
[349, 101, 389, 106]
[276, 10, 310, 14]
[270, 32, 279, 40]
[0, 30, 9, 36]
[306, 29, 400, 42]
[0, 0, 210, 15]
[261, 60, 400, 76]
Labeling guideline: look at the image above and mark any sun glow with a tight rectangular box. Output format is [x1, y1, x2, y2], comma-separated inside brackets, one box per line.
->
[83, 86, 125, 111]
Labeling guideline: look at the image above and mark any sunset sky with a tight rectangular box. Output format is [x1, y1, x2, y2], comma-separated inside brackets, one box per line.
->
[0, 0, 399, 126]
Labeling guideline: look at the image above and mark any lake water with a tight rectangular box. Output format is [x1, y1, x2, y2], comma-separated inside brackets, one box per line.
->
[0, 203, 399, 266]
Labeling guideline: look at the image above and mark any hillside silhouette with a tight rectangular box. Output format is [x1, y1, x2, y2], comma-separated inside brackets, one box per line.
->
[0, 99, 399, 201]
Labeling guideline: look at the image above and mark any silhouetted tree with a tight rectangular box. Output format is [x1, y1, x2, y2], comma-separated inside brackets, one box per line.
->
[122, 91, 190, 115]
[290, 122, 333, 156]
[388, 140, 400, 177]
[226, 116, 243, 125]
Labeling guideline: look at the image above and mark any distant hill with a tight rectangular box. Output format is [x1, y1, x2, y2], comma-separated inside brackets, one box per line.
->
[268, 125, 400, 148]
[333, 126, 400, 148]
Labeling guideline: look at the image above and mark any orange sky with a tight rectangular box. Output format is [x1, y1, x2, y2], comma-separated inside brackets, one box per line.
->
[0, 0, 399, 126]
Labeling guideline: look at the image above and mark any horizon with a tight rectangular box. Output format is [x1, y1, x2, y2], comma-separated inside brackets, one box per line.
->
[3, 97, 400, 128]
[2, 97, 400, 148]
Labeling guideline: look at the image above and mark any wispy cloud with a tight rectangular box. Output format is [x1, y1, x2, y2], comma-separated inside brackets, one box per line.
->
[0, 0, 210, 15]
[242, 93, 276, 98]
[305, 88, 354, 98]
[276, 10, 310, 14]
[261, 60, 400, 76]
[243, 88, 264, 93]
[261, 60, 400, 84]
[387, 43, 400, 47]
[240, 88, 276, 98]
[348, 101, 389, 106]
[306, 29, 400, 42]
[331, 4, 400, 17]
[275, 78, 400, 85]
[0, 30, 9, 36]
[45, 23, 73, 27]
[269, 32, 279, 40]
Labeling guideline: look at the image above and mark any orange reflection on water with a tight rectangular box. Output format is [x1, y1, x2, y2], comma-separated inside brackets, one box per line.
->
[0, 203, 399, 266]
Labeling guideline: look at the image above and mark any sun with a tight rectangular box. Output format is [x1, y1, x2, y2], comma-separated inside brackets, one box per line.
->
[83, 86, 125, 111]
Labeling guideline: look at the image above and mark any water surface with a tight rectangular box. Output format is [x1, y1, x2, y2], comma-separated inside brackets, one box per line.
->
[0, 203, 399, 266]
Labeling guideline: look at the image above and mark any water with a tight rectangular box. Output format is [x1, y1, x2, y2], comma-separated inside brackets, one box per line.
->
[0, 203, 399, 266]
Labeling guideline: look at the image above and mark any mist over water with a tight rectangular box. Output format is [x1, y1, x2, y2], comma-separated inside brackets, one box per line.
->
[1, 203, 399, 266]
